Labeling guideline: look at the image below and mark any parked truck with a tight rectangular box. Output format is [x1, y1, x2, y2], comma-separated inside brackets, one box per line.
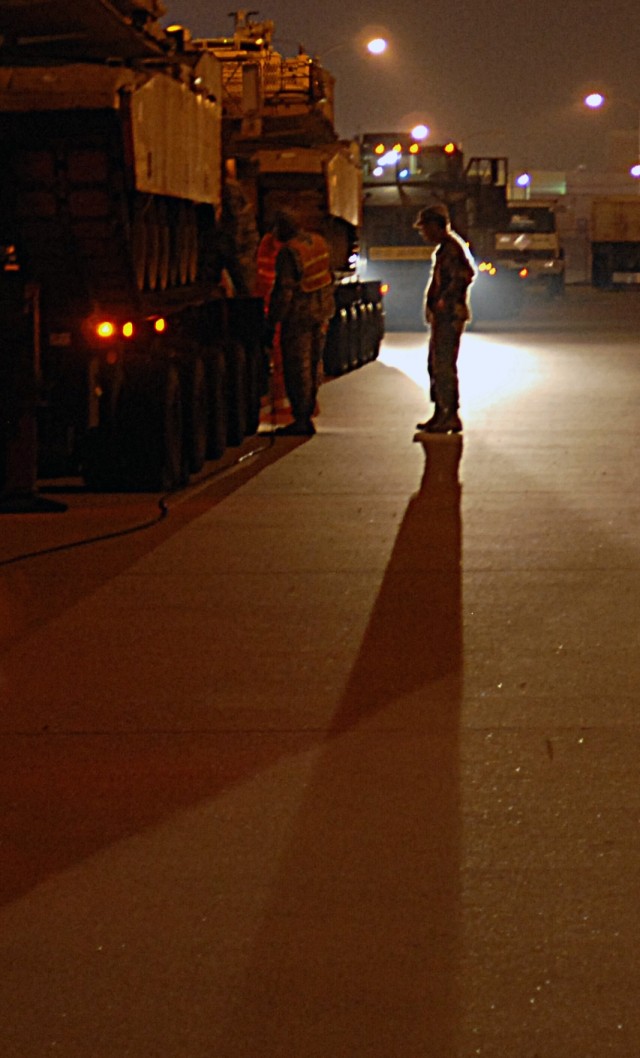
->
[494, 199, 565, 296]
[591, 196, 640, 288]
[0, 3, 381, 496]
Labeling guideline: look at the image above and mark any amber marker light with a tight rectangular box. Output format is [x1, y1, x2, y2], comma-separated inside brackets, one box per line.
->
[96, 321, 116, 339]
[154, 317, 167, 333]
[122, 321, 134, 338]
[443, 142, 456, 154]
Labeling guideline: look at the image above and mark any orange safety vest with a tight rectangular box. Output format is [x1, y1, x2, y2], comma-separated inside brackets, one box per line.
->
[255, 232, 282, 304]
[287, 233, 333, 293]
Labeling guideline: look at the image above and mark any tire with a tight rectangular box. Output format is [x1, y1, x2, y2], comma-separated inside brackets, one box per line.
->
[186, 207, 199, 284]
[206, 345, 228, 460]
[156, 201, 170, 292]
[226, 340, 247, 447]
[324, 307, 350, 375]
[244, 339, 262, 436]
[132, 201, 147, 292]
[174, 203, 190, 286]
[119, 362, 186, 492]
[347, 305, 360, 370]
[145, 207, 160, 292]
[184, 356, 208, 474]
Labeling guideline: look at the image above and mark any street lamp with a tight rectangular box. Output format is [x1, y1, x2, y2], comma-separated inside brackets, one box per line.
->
[583, 91, 640, 185]
[320, 35, 388, 59]
[515, 171, 531, 199]
[366, 37, 387, 56]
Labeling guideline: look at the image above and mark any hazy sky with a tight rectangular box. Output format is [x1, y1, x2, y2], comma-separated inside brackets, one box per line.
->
[164, 0, 640, 175]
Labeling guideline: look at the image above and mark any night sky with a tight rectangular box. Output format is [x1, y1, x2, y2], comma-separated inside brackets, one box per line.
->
[164, 0, 640, 174]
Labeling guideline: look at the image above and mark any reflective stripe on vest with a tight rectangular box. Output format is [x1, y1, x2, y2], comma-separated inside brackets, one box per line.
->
[255, 232, 282, 300]
[287, 233, 333, 293]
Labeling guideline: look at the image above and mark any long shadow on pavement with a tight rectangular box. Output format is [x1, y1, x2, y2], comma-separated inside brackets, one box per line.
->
[214, 436, 464, 1057]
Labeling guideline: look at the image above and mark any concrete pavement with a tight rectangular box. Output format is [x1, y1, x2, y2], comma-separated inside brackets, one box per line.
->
[1, 287, 639, 1056]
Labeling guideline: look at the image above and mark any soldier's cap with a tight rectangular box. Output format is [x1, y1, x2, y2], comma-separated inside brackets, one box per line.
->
[413, 203, 450, 227]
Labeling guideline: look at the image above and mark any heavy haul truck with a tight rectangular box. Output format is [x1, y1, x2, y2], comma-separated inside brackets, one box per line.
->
[0, 2, 382, 495]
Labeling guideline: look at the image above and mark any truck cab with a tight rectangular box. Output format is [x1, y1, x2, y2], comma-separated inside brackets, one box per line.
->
[494, 200, 565, 296]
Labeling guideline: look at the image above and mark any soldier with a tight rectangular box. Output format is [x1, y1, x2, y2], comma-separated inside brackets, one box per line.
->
[254, 224, 292, 423]
[266, 211, 335, 436]
[414, 203, 476, 435]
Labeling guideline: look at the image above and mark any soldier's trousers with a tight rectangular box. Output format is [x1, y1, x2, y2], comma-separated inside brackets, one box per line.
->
[280, 320, 325, 424]
[428, 317, 465, 412]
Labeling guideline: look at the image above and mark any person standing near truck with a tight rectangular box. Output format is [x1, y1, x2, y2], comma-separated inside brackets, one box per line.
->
[266, 211, 335, 436]
[414, 203, 476, 435]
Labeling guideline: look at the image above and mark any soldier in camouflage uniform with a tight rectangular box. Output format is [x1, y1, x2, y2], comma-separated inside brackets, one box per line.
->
[414, 203, 476, 435]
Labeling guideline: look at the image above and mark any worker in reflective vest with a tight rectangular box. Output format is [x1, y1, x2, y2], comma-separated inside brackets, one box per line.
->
[254, 229, 292, 423]
[266, 211, 335, 436]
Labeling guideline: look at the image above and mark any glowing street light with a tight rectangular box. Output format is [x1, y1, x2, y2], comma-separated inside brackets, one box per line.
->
[411, 124, 430, 141]
[584, 92, 605, 110]
[583, 90, 640, 185]
[367, 37, 387, 55]
[321, 35, 389, 59]
[515, 171, 531, 199]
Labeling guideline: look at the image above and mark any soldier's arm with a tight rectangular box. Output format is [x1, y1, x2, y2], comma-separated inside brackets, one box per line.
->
[436, 245, 475, 313]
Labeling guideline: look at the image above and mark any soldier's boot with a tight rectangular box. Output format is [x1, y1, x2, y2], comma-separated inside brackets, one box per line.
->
[428, 407, 463, 434]
[416, 404, 444, 431]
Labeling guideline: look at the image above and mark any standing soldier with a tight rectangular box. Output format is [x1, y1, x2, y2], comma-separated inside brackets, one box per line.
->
[414, 203, 476, 435]
[254, 223, 292, 424]
[266, 211, 335, 436]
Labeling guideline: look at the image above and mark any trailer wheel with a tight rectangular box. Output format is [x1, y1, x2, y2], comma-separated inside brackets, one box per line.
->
[120, 362, 186, 492]
[347, 305, 360, 370]
[226, 340, 247, 447]
[244, 340, 263, 436]
[174, 203, 190, 286]
[156, 202, 171, 292]
[206, 344, 227, 460]
[132, 201, 147, 292]
[184, 356, 208, 473]
[145, 206, 161, 291]
[324, 307, 349, 376]
[186, 208, 199, 284]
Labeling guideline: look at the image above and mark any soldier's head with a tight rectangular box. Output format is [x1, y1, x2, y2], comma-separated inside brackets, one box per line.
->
[273, 210, 299, 242]
[414, 203, 450, 242]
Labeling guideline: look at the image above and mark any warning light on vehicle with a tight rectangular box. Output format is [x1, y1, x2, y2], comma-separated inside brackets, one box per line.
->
[519, 267, 529, 278]
[380, 283, 390, 295]
[443, 142, 457, 154]
[122, 321, 134, 338]
[154, 317, 167, 333]
[374, 143, 385, 155]
[96, 321, 116, 339]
